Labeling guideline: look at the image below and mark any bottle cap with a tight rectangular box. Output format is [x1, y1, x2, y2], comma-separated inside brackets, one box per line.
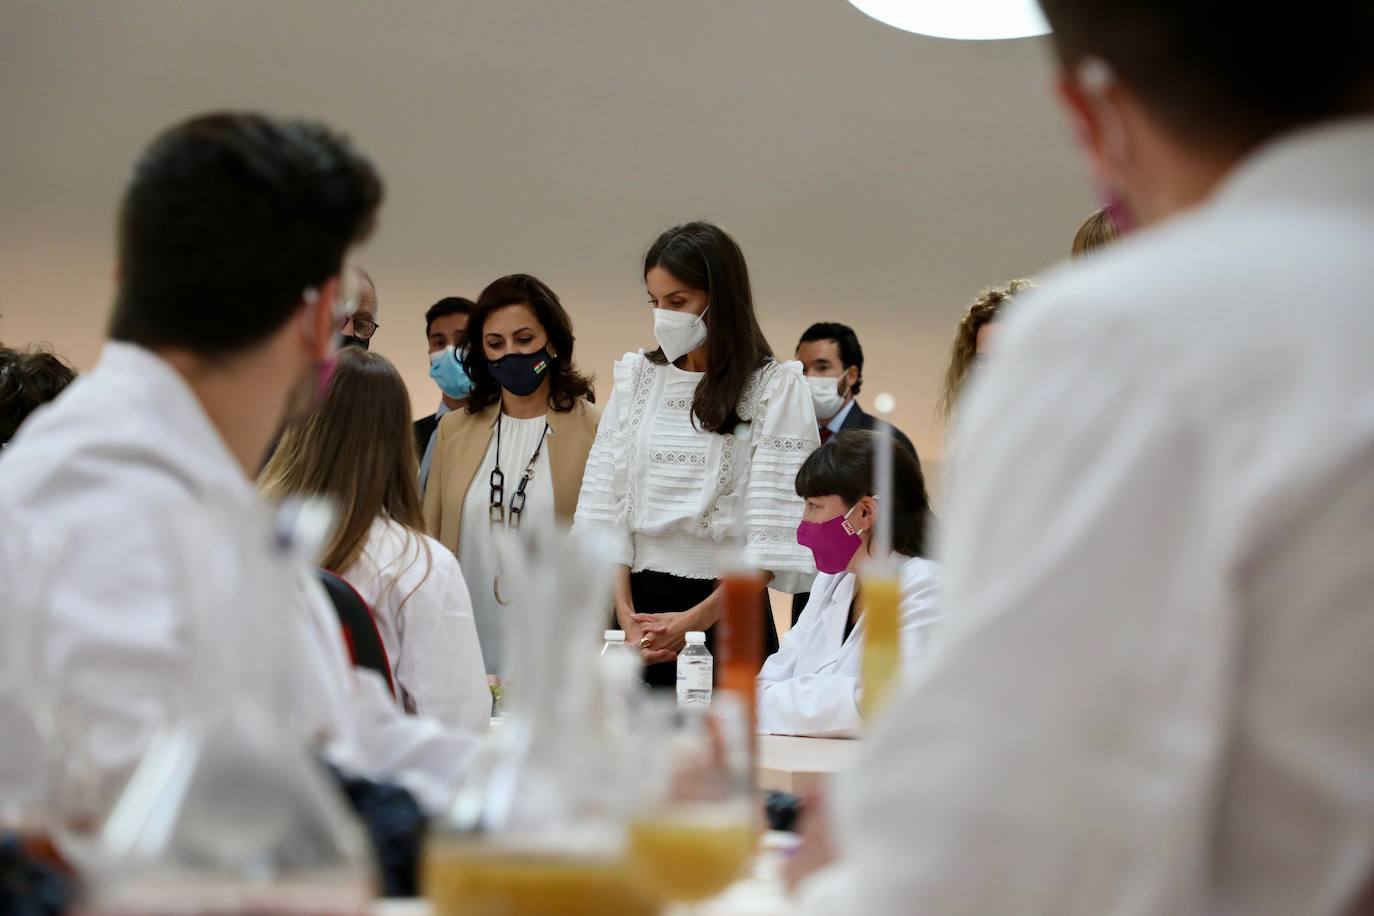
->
[604, 630, 625, 642]
[685, 631, 706, 644]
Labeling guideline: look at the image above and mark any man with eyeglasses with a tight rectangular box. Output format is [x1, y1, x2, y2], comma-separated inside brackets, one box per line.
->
[340, 264, 379, 348]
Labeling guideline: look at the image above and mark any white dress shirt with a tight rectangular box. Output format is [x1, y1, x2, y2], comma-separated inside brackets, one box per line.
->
[573, 353, 820, 592]
[457, 413, 554, 675]
[803, 118, 1374, 914]
[340, 517, 490, 732]
[822, 398, 856, 436]
[757, 555, 939, 738]
[0, 342, 477, 815]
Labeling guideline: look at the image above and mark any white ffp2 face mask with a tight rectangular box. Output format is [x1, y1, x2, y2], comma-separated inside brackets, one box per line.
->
[653, 307, 709, 363]
[807, 375, 847, 422]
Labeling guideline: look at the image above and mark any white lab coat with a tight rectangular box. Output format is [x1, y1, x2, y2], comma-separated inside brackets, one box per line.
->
[0, 342, 477, 815]
[340, 517, 489, 733]
[802, 118, 1374, 914]
[756, 555, 939, 738]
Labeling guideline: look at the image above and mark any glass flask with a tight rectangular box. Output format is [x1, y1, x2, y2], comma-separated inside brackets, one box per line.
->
[626, 694, 758, 910]
[423, 528, 660, 916]
[80, 498, 375, 915]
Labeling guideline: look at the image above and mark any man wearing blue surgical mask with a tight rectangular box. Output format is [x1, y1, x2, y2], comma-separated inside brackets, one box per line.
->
[416, 297, 474, 494]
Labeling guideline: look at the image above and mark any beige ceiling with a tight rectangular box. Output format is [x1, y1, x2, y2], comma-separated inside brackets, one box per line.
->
[0, 0, 1095, 485]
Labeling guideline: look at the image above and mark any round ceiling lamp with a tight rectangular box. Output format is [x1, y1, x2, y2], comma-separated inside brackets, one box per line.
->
[847, 0, 1050, 40]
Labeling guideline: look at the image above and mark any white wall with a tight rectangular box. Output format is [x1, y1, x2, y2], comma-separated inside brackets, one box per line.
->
[0, 0, 1095, 493]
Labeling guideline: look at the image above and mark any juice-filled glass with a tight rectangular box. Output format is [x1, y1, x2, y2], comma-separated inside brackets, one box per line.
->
[424, 529, 659, 916]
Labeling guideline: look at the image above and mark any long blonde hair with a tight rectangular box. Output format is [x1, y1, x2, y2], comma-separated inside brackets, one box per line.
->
[936, 278, 1032, 423]
[261, 348, 425, 574]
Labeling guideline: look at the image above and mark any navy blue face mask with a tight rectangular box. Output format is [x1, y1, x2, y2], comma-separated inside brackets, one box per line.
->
[488, 348, 551, 397]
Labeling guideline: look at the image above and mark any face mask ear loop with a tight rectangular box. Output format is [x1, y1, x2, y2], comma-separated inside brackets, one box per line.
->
[841, 501, 862, 536]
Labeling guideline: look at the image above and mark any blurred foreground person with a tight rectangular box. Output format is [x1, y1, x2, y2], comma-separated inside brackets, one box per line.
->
[0, 112, 476, 817]
[262, 348, 490, 732]
[799, 1, 1374, 912]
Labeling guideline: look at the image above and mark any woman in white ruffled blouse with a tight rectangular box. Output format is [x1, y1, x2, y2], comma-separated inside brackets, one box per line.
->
[574, 221, 821, 685]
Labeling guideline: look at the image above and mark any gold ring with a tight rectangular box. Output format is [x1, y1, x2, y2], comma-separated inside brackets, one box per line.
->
[639, 635, 653, 649]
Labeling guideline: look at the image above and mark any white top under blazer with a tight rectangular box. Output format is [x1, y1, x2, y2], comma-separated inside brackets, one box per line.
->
[573, 352, 821, 592]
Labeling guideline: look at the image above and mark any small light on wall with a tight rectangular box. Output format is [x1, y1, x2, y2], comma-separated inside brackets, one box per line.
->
[847, 0, 1050, 41]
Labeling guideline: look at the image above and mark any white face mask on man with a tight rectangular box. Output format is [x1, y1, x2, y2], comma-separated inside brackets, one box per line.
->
[807, 375, 849, 422]
[653, 307, 709, 363]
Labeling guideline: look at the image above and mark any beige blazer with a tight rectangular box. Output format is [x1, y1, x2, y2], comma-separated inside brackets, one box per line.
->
[422, 399, 602, 552]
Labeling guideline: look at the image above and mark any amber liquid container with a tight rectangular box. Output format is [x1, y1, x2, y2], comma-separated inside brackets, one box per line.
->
[858, 574, 902, 723]
[716, 571, 766, 755]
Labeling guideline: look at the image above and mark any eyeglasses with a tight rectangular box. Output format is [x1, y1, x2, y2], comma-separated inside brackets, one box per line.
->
[342, 314, 379, 339]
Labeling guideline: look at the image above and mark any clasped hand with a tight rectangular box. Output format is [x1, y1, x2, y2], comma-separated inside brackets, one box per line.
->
[629, 610, 696, 665]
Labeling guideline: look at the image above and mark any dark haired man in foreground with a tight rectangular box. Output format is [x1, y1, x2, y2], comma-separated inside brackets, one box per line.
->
[0, 112, 476, 817]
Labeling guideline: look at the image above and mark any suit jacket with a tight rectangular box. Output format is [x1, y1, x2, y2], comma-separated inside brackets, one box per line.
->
[422, 399, 602, 552]
[413, 414, 439, 458]
[838, 402, 917, 461]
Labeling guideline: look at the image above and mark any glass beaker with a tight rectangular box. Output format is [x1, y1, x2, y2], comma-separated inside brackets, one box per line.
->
[423, 528, 659, 916]
[625, 694, 758, 909]
[80, 498, 376, 915]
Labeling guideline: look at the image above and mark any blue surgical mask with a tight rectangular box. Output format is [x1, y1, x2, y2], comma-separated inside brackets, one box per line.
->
[429, 345, 473, 400]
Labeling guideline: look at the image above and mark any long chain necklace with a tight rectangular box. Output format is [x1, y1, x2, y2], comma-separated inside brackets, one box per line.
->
[488, 414, 551, 529]
[489, 414, 550, 606]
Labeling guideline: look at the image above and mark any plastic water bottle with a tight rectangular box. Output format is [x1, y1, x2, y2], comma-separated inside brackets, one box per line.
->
[676, 631, 713, 707]
[601, 629, 628, 657]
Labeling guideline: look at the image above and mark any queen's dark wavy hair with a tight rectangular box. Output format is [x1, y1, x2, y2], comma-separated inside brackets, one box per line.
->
[463, 273, 594, 413]
[644, 221, 773, 434]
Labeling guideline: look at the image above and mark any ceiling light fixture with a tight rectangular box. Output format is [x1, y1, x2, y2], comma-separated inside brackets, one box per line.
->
[847, 0, 1050, 41]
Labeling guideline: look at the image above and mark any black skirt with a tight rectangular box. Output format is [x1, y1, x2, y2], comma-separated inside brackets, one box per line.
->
[628, 569, 779, 688]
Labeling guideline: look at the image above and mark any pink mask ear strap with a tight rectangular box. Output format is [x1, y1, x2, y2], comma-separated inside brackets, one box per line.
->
[841, 503, 860, 537]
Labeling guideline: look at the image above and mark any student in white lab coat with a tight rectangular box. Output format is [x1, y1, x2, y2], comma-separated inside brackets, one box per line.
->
[0, 112, 476, 817]
[792, 2, 1374, 912]
[261, 348, 489, 734]
[757, 430, 938, 738]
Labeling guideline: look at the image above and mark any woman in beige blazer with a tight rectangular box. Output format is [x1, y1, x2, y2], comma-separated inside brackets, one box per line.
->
[423, 274, 601, 675]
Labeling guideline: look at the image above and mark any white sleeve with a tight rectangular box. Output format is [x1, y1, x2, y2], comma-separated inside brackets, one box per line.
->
[392, 543, 490, 735]
[299, 575, 480, 817]
[831, 299, 1224, 913]
[757, 673, 862, 739]
[743, 362, 820, 592]
[896, 560, 941, 678]
[756, 580, 862, 738]
[20, 514, 199, 804]
[572, 354, 636, 566]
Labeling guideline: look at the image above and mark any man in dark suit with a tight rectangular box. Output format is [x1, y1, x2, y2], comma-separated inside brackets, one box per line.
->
[796, 322, 916, 456]
[415, 297, 474, 494]
[792, 322, 919, 623]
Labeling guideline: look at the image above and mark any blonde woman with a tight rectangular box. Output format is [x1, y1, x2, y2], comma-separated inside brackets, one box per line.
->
[936, 278, 1033, 425]
[261, 348, 489, 733]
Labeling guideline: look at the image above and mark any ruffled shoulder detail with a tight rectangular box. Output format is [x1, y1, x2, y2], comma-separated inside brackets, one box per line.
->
[739, 359, 809, 423]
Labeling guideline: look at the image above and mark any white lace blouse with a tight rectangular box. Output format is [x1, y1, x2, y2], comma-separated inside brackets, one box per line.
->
[573, 351, 821, 593]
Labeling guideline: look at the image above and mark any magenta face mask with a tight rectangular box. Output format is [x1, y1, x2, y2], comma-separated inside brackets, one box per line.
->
[797, 504, 863, 575]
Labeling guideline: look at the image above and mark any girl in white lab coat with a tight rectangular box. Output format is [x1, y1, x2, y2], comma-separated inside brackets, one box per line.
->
[757, 429, 939, 738]
[261, 349, 489, 734]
